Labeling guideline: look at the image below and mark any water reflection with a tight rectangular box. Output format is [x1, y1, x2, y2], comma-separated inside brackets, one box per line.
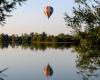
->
[73, 45, 100, 80]
[0, 42, 100, 80]
[0, 42, 77, 51]
[44, 64, 53, 77]
[0, 68, 8, 80]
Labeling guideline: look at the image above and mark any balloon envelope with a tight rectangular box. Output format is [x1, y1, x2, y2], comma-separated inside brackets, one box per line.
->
[44, 6, 53, 19]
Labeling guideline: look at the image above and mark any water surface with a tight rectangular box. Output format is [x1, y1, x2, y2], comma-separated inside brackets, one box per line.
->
[0, 46, 99, 80]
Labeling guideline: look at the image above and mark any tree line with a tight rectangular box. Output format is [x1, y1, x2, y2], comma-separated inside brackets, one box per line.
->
[0, 32, 79, 43]
[0, 32, 79, 45]
[0, 32, 79, 50]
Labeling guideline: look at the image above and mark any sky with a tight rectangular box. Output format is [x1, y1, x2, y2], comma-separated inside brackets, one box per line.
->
[0, 0, 74, 35]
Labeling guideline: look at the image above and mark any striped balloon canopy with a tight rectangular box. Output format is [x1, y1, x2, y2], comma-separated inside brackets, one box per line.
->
[44, 5, 53, 19]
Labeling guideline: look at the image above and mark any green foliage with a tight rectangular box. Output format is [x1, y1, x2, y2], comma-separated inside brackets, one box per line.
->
[80, 39, 93, 48]
[0, 32, 80, 50]
[0, 32, 79, 49]
[65, 0, 100, 33]
[73, 45, 100, 80]
[0, 0, 27, 25]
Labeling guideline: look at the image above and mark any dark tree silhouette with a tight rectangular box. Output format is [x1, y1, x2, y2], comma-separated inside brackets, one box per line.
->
[65, 0, 100, 33]
[0, 0, 27, 25]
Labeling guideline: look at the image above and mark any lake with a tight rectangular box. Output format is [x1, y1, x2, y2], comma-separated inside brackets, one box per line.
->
[0, 45, 100, 80]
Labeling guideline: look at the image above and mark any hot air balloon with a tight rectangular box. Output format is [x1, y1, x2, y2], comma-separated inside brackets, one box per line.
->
[44, 64, 53, 77]
[44, 5, 53, 19]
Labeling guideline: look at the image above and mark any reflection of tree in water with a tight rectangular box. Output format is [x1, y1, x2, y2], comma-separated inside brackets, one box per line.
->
[0, 68, 8, 80]
[0, 42, 75, 51]
[74, 46, 100, 80]
[0, 43, 9, 49]
[21, 42, 75, 51]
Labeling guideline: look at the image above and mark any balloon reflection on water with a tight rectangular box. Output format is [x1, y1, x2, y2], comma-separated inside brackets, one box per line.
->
[43, 63, 53, 77]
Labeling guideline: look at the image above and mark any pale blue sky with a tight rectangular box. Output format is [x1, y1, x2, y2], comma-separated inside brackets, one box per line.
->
[0, 0, 74, 35]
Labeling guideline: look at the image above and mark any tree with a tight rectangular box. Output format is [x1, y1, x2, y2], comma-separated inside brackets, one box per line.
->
[74, 45, 100, 80]
[0, 0, 27, 25]
[65, 0, 100, 33]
